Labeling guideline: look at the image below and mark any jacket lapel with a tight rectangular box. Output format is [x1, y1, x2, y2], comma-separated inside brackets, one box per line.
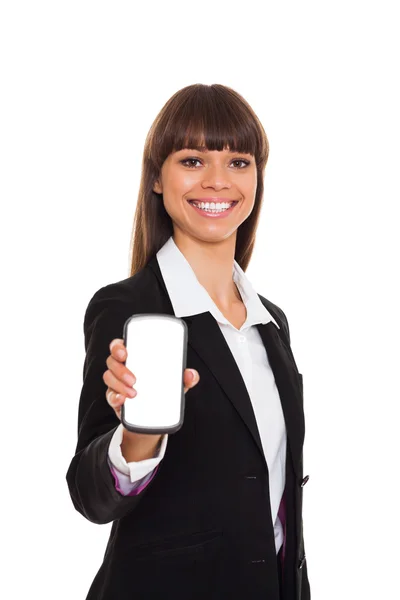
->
[146, 255, 304, 479]
[256, 321, 305, 479]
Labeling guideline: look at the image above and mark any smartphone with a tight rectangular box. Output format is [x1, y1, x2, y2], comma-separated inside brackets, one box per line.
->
[120, 313, 188, 435]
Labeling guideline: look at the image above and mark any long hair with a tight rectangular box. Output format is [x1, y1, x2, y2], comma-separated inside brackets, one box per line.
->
[129, 83, 270, 276]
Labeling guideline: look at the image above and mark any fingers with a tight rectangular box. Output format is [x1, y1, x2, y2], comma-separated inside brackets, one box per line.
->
[106, 354, 136, 386]
[103, 368, 137, 399]
[106, 388, 127, 407]
[106, 385, 135, 422]
[106, 338, 136, 393]
[107, 339, 136, 386]
[105, 338, 137, 419]
[106, 388, 123, 420]
[110, 338, 126, 361]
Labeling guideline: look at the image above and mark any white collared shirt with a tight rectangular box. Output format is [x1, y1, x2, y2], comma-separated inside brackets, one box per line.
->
[108, 236, 287, 553]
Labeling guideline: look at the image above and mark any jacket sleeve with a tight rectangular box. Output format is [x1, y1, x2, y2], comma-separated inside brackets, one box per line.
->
[65, 287, 163, 524]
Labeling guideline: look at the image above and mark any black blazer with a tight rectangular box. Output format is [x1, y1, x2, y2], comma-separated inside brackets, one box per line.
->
[66, 254, 311, 600]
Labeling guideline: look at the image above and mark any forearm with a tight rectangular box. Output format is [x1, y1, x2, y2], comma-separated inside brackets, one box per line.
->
[121, 428, 163, 463]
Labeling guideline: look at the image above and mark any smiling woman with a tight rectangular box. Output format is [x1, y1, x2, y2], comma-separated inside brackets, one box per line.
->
[66, 83, 311, 600]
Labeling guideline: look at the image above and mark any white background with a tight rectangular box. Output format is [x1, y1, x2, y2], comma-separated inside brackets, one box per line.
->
[1, 1, 399, 598]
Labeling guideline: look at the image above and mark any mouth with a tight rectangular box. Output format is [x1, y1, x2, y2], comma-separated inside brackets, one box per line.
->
[187, 199, 239, 216]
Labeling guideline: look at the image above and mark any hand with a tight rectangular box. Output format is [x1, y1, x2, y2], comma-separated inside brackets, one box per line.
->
[103, 338, 200, 423]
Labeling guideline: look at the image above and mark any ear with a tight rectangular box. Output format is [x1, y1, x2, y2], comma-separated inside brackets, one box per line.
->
[153, 178, 162, 194]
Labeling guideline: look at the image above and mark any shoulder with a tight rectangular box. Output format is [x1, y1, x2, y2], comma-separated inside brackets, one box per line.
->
[257, 293, 291, 345]
[83, 264, 157, 332]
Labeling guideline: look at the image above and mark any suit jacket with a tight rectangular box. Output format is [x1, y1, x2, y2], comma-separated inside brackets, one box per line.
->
[66, 253, 311, 600]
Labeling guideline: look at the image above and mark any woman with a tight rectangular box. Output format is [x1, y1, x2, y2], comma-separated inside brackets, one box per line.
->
[66, 83, 311, 600]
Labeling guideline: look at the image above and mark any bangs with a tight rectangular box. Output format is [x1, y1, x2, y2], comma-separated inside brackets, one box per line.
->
[149, 84, 268, 168]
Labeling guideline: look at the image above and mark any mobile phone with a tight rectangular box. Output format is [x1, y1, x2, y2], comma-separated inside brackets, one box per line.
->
[120, 313, 188, 435]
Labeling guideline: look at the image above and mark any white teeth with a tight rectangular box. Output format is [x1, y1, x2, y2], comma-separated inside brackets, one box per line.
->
[192, 201, 233, 210]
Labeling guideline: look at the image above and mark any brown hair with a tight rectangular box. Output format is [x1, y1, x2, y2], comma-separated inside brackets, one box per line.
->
[129, 83, 270, 276]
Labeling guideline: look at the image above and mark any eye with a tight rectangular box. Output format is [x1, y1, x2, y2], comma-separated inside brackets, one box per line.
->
[180, 157, 250, 169]
[231, 159, 250, 168]
[180, 158, 202, 168]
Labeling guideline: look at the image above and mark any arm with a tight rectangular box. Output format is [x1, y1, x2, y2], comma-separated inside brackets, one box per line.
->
[108, 425, 168, 495]
[65, 289, 164, 524]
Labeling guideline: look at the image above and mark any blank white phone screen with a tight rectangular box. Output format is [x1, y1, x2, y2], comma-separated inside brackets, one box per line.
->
[123, 315, 186, 429]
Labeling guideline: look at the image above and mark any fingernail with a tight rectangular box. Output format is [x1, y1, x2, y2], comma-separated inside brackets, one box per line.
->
[117, 349, 125, 359]
[189, 369, 197, 381]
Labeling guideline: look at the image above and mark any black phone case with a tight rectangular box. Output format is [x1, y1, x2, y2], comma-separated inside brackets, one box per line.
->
[120, 313, 188, 435]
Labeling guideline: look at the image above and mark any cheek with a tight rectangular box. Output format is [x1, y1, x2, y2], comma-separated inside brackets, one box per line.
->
[167, 171, 197, 195]
[242, 172, 258, 197]
[180, 172, 198, 189]
[161, 172, 193, 215]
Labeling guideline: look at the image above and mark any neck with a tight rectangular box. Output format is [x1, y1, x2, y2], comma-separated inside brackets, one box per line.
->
[173, 230, 241, 308]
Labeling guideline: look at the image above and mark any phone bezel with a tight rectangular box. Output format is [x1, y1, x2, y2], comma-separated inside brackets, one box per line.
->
[120, 313, 188, 435]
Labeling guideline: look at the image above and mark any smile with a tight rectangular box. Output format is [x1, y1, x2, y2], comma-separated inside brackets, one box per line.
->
[187, 200, 239, 218]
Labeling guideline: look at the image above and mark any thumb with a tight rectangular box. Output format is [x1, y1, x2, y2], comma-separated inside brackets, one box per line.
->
[187, 368, 198, 383]
[183, 368, 199, 393]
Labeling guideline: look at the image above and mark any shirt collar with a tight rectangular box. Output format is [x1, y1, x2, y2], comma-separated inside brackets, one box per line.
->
[156, 236, 279, 331]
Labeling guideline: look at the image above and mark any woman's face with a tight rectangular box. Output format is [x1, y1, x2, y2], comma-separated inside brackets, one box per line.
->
[153, 146, 257, 242]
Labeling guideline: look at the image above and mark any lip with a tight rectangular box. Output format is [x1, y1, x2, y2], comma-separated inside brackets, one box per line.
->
[187, 198, 239, 203]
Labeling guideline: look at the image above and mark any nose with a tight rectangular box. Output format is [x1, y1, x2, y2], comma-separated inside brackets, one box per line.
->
[201, 163, 232, 191]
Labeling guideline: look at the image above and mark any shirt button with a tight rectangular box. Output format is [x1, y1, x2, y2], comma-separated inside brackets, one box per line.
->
[298, 554, 306, 569]
[300, 475, 310, 487]
[238, 335, 246, 342]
